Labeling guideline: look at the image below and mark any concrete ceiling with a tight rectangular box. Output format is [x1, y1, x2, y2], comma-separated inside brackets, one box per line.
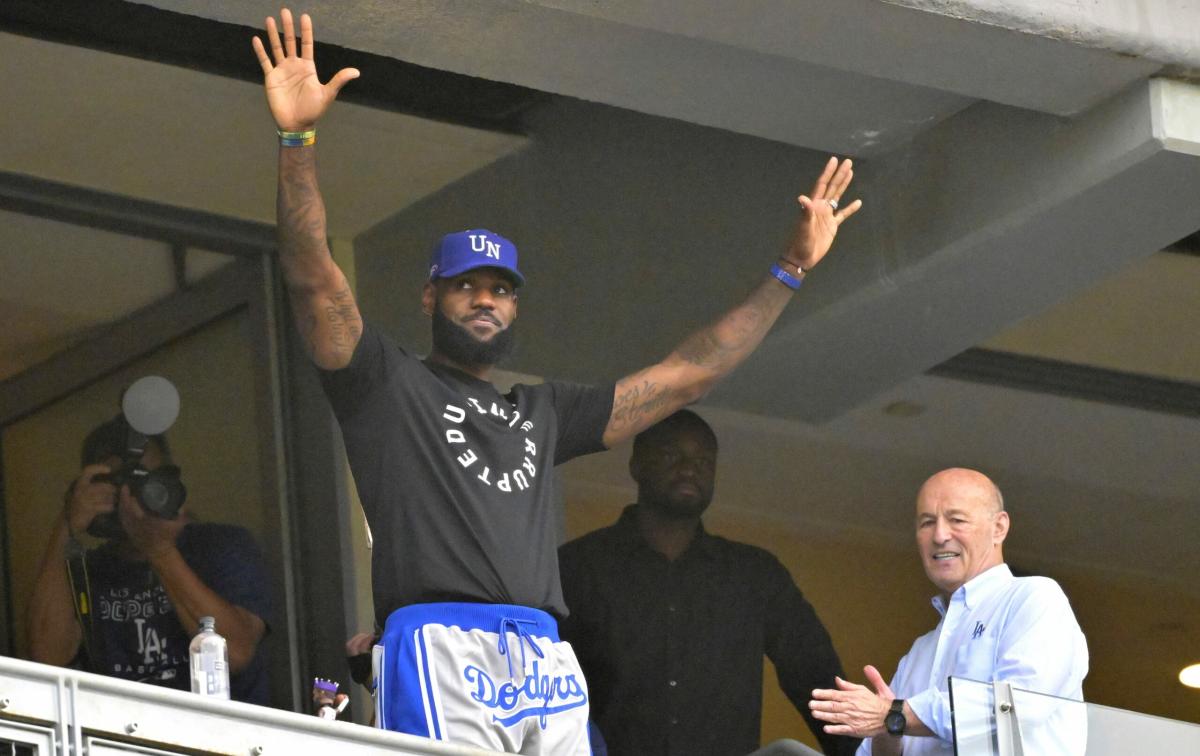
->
[0, 31, 526, 237]
[1, 0, 1199, 700]
[140, 0, 1175, 154]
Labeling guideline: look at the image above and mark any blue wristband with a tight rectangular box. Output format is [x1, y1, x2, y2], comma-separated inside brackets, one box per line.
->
[770, 263, 803, 290]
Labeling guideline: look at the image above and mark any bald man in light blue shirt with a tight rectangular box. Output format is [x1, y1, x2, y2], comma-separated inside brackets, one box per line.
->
[809, 468, 1088, 755]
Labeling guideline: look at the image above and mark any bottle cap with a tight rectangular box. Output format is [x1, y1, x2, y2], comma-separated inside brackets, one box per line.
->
[199, 616, 215, 630]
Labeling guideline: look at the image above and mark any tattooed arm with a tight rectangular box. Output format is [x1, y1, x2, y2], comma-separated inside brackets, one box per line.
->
[603, 279, 791, 446]
[277, 148, 362, 369]
[253, 9, 362, 369]
[602, 157, 862, 447]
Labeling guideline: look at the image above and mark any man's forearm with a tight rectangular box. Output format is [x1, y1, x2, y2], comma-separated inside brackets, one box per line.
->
[149, 548, 265, 673]
[276, 146, 362, 368]
[277, 145, 332, 284]
[26, 519, 83, 665]
[673, 276, 795, 378]
[605, 276, 794, 445]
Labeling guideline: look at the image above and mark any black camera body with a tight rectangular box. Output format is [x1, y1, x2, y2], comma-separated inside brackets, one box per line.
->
[87, 433, 187, 539]
[96, 462, 187, 518]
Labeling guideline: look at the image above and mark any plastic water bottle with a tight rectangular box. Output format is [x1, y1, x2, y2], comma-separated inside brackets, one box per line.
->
[189, 616, 231, 699]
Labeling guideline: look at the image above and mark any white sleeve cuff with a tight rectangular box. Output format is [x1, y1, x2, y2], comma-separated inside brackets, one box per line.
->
[907, 687, 953, 741]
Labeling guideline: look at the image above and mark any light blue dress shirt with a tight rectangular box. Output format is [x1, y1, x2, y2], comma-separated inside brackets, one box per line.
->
[857, 564, 1088, 755]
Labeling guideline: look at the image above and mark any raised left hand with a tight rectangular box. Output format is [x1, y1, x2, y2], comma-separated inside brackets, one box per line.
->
[809, 664, 893, 737]
[783, 156, 862, 271]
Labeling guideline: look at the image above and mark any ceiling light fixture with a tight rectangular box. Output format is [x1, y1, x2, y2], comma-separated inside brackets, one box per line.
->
[1180, 663, 1200, 689]
[883, 400, 926, 417]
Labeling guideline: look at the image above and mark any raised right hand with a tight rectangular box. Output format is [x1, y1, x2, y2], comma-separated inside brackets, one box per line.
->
[64, 464, 117, 537]
[251, 8, 359, 131]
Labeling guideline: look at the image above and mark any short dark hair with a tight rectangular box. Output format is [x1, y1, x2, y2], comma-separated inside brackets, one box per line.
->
[631, 410, 718, 459]
[80, 415, 171, 467]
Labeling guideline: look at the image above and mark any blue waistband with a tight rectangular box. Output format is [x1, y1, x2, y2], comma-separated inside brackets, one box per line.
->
[383, 603, 560, 681]
[383, 602, 560, 642]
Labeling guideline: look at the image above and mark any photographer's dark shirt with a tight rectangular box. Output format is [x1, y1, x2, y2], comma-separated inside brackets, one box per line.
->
[80, 523, 271, 705]
[319, 322, 612, 625]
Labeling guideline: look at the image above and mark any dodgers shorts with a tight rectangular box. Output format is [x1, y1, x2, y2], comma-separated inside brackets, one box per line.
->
[374, 602, 592, 755]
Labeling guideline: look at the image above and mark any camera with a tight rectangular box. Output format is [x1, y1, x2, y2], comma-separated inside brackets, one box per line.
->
[95, 461, 187, 519]
[85, 376, 188, 539]
[86, 433, 189, 539]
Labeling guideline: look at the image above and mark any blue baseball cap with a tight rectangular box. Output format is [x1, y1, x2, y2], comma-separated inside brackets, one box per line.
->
[428, 229, 525, 287]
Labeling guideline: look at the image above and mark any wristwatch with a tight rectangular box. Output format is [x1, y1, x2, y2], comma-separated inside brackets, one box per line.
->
[885, 699, 906, 736]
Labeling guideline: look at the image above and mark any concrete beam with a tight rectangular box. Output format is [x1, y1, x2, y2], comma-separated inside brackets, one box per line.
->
[721, 78, 1200, 421]
[529, 0, 1169, 113]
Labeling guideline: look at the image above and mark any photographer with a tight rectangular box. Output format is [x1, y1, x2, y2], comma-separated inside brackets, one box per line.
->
[25, 416, 271, 705]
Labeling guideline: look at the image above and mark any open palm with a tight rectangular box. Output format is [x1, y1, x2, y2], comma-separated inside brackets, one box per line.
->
[785, 156, 862, 270]
[252, 9, 358, 131]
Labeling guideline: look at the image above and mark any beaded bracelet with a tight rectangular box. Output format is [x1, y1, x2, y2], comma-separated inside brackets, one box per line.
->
[277, 128, 316, 147]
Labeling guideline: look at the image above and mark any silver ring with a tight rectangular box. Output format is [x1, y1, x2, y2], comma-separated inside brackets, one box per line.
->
[828, 198, 839, 210]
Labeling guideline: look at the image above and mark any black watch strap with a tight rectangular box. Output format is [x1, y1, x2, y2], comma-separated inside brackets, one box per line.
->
[885, 698, 907, 736]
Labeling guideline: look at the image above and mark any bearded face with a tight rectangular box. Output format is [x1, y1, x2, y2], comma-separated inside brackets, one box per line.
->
[425, 270, 519, 369]
[431, 305, 517, 368]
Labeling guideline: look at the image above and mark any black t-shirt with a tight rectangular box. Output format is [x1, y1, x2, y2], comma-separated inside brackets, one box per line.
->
[81, 523, 271, 705]
[320, 323, 612, 624]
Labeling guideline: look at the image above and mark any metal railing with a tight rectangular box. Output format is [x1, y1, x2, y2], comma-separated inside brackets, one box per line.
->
[0, 655, 501, 755]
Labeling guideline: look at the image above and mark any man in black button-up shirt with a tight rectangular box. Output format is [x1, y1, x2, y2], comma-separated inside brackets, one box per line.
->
[559, 411, 858, 756]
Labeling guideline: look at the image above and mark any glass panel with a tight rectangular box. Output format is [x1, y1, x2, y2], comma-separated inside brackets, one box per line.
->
[183, 249, 236, 287]
[1010, 686, 1200, 756]
[951, 678, 1200, 756]
[0, 211, 177, 382]
[1007, 685, 1087, 755]
[949, 677, 999, 755]
[3, 311, 268, 663]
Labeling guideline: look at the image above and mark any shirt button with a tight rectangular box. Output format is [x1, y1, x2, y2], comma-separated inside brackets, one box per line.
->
[670, 717, 679, 726]
[668, 604, 677, 612]
[668, 680, 678, 687]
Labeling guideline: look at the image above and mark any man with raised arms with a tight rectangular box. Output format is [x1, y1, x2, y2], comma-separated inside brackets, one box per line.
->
[252, 8, 861, 754]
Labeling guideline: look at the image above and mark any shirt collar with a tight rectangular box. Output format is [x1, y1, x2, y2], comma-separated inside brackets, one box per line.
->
[930, 563, 1013, 616]
[614, 504, 720, 559]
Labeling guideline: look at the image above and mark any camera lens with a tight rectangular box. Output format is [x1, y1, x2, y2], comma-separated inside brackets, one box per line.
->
[136, 466, 186, 519]
[140, 479, 172, 516]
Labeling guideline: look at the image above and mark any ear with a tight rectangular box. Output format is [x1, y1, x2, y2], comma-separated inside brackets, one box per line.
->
[421, 281, 437, 317]
[993, 510, 1010, 545]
